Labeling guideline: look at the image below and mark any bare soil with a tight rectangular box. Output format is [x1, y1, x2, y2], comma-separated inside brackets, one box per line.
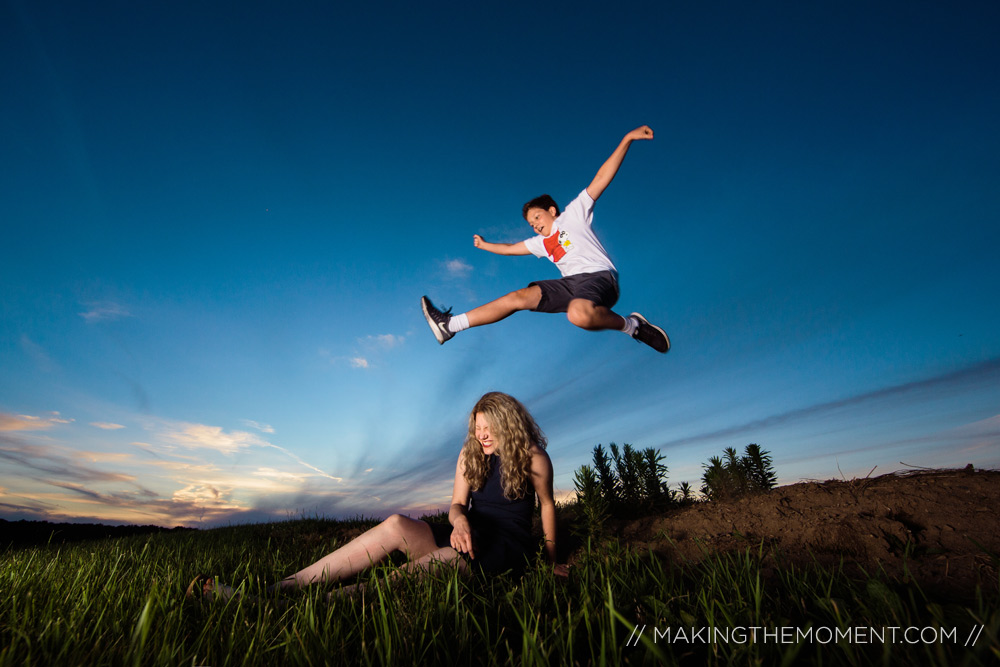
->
[603, 467, 999, 602]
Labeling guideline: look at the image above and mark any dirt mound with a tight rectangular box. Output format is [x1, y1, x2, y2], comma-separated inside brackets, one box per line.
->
[617, 467, 1000, 601]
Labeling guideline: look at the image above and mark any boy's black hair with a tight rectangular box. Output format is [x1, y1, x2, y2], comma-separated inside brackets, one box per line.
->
[522, 194, 560, 220]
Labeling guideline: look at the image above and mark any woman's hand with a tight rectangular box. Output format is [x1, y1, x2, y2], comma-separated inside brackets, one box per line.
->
[473, 234, 484, 248]
[450, 515, 475, 558]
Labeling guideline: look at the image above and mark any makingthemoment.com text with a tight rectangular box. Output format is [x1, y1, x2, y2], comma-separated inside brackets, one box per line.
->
[625, 624, 985, 647]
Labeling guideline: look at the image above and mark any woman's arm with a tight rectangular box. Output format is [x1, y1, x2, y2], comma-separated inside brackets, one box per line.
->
[449, 455, 475, 558]
[531, 446, 569, 576]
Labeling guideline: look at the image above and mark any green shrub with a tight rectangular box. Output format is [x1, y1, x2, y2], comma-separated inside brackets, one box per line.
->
[701, 443, 777, 500]
[573, 442, 673, 528]
[571, 464, 609, 539]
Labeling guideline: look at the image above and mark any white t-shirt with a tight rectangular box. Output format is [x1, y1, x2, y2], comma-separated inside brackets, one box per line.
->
[522, 190, 618, 278]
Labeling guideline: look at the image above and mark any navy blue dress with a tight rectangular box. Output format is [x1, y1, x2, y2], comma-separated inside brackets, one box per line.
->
[432, 454, 536, 575]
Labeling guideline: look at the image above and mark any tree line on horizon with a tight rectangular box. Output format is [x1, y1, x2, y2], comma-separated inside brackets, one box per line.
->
[0, 518, 193, 550]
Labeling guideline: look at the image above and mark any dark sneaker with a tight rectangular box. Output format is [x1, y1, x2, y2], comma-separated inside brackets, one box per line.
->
[630, 312, 670, 353]
[421, 296, 455, 345]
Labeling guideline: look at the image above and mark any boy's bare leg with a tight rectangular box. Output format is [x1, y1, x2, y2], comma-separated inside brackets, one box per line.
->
[568, 298, 671, 352]
[465, 285, 542, 327]
[467, 293, 624, 330]
[566, 298, 627, 331]
[424, 288, 668, 352]
[273, 514, 439, 590]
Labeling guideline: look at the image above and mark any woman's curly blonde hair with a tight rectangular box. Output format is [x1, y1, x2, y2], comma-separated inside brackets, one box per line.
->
[460, 392, 546, 500]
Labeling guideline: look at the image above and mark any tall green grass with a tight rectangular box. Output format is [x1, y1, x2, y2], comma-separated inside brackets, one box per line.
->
[1, 518, 996, 665]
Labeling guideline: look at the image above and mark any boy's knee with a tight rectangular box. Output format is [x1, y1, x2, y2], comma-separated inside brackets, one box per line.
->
[507, 286, 540, 310]
[567, 301, 596, 329]
[567, 311, 594, 329]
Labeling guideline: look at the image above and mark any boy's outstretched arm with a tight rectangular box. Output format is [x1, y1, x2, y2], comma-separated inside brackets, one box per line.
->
[586, 125, 654, 202]
[473, 235, 531, 255]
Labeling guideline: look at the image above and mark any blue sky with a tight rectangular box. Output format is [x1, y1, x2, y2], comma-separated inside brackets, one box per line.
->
[2, 1, 998, 527]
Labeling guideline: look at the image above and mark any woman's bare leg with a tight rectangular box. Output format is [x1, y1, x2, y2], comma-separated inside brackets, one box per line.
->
[274, 514, 440, 591]
[402, 546, 468, 576]
[329, 546, 467, 599]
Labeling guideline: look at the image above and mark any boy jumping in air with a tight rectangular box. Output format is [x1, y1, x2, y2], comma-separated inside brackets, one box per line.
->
[421, 125, 670, 353]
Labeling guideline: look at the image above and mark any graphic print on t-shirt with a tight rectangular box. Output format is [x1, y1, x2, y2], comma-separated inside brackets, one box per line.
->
[542, 229, 572, 263]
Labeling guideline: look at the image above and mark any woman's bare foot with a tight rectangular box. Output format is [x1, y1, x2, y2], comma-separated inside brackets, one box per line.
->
[185, 575, 237, 602]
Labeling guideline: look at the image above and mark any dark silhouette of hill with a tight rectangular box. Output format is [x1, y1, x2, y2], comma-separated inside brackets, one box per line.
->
[0, 518, 193, 549]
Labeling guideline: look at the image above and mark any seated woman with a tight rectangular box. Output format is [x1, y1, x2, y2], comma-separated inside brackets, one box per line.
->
[191, 391, 566, 600]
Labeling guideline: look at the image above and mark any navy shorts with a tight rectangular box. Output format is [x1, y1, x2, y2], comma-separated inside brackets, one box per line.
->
[530, 270, 619, 314]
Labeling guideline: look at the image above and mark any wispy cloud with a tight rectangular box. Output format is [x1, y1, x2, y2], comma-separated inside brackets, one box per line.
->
[90, 422, 125, 430]
[1, 407, 365, 526]
[0, 499, 54, 514]
[252, 467, 314, 483]
[658, 358, 1000, 450]
[319, 349, 373, 371]
[156, 420, 343, 482]
[952, 413, 1000, 435]
[263, 445, 343, 483]
[0, 438, 140, 485]
[19, 335, 57, 373]
[14, 482, 241, 525]
[47, 480, 113, 502]
[1, 401, 459, 526]
[129, 441, 199, 462]
[443, 258, 473, 278]
[0, 412, 73, 432]
[76, 451, 134, 464]
[79, 301, 132, 323]
[160, 422, 266, 454]
[241, 420, 275, 434]
[1, 431, 347, 526]
[319, 333, 405, 372]
[0, 415, 48, 432]
[171, 484, 243, 511]
[362, 333, 405, 349]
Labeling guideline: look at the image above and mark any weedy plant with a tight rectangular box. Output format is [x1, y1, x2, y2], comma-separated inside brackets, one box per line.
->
[572, 464, 610, 540]
[701, 443, 778, 501]
[574, 443, 674, 520]
[676, 481, 695, 506]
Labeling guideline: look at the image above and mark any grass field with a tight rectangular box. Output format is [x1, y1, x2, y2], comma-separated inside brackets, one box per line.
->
[1, 514, 997, 666]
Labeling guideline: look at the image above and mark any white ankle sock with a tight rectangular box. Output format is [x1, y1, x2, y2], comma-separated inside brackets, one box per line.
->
[448, 313, 470, 333]
[620, 315, 638, 336]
